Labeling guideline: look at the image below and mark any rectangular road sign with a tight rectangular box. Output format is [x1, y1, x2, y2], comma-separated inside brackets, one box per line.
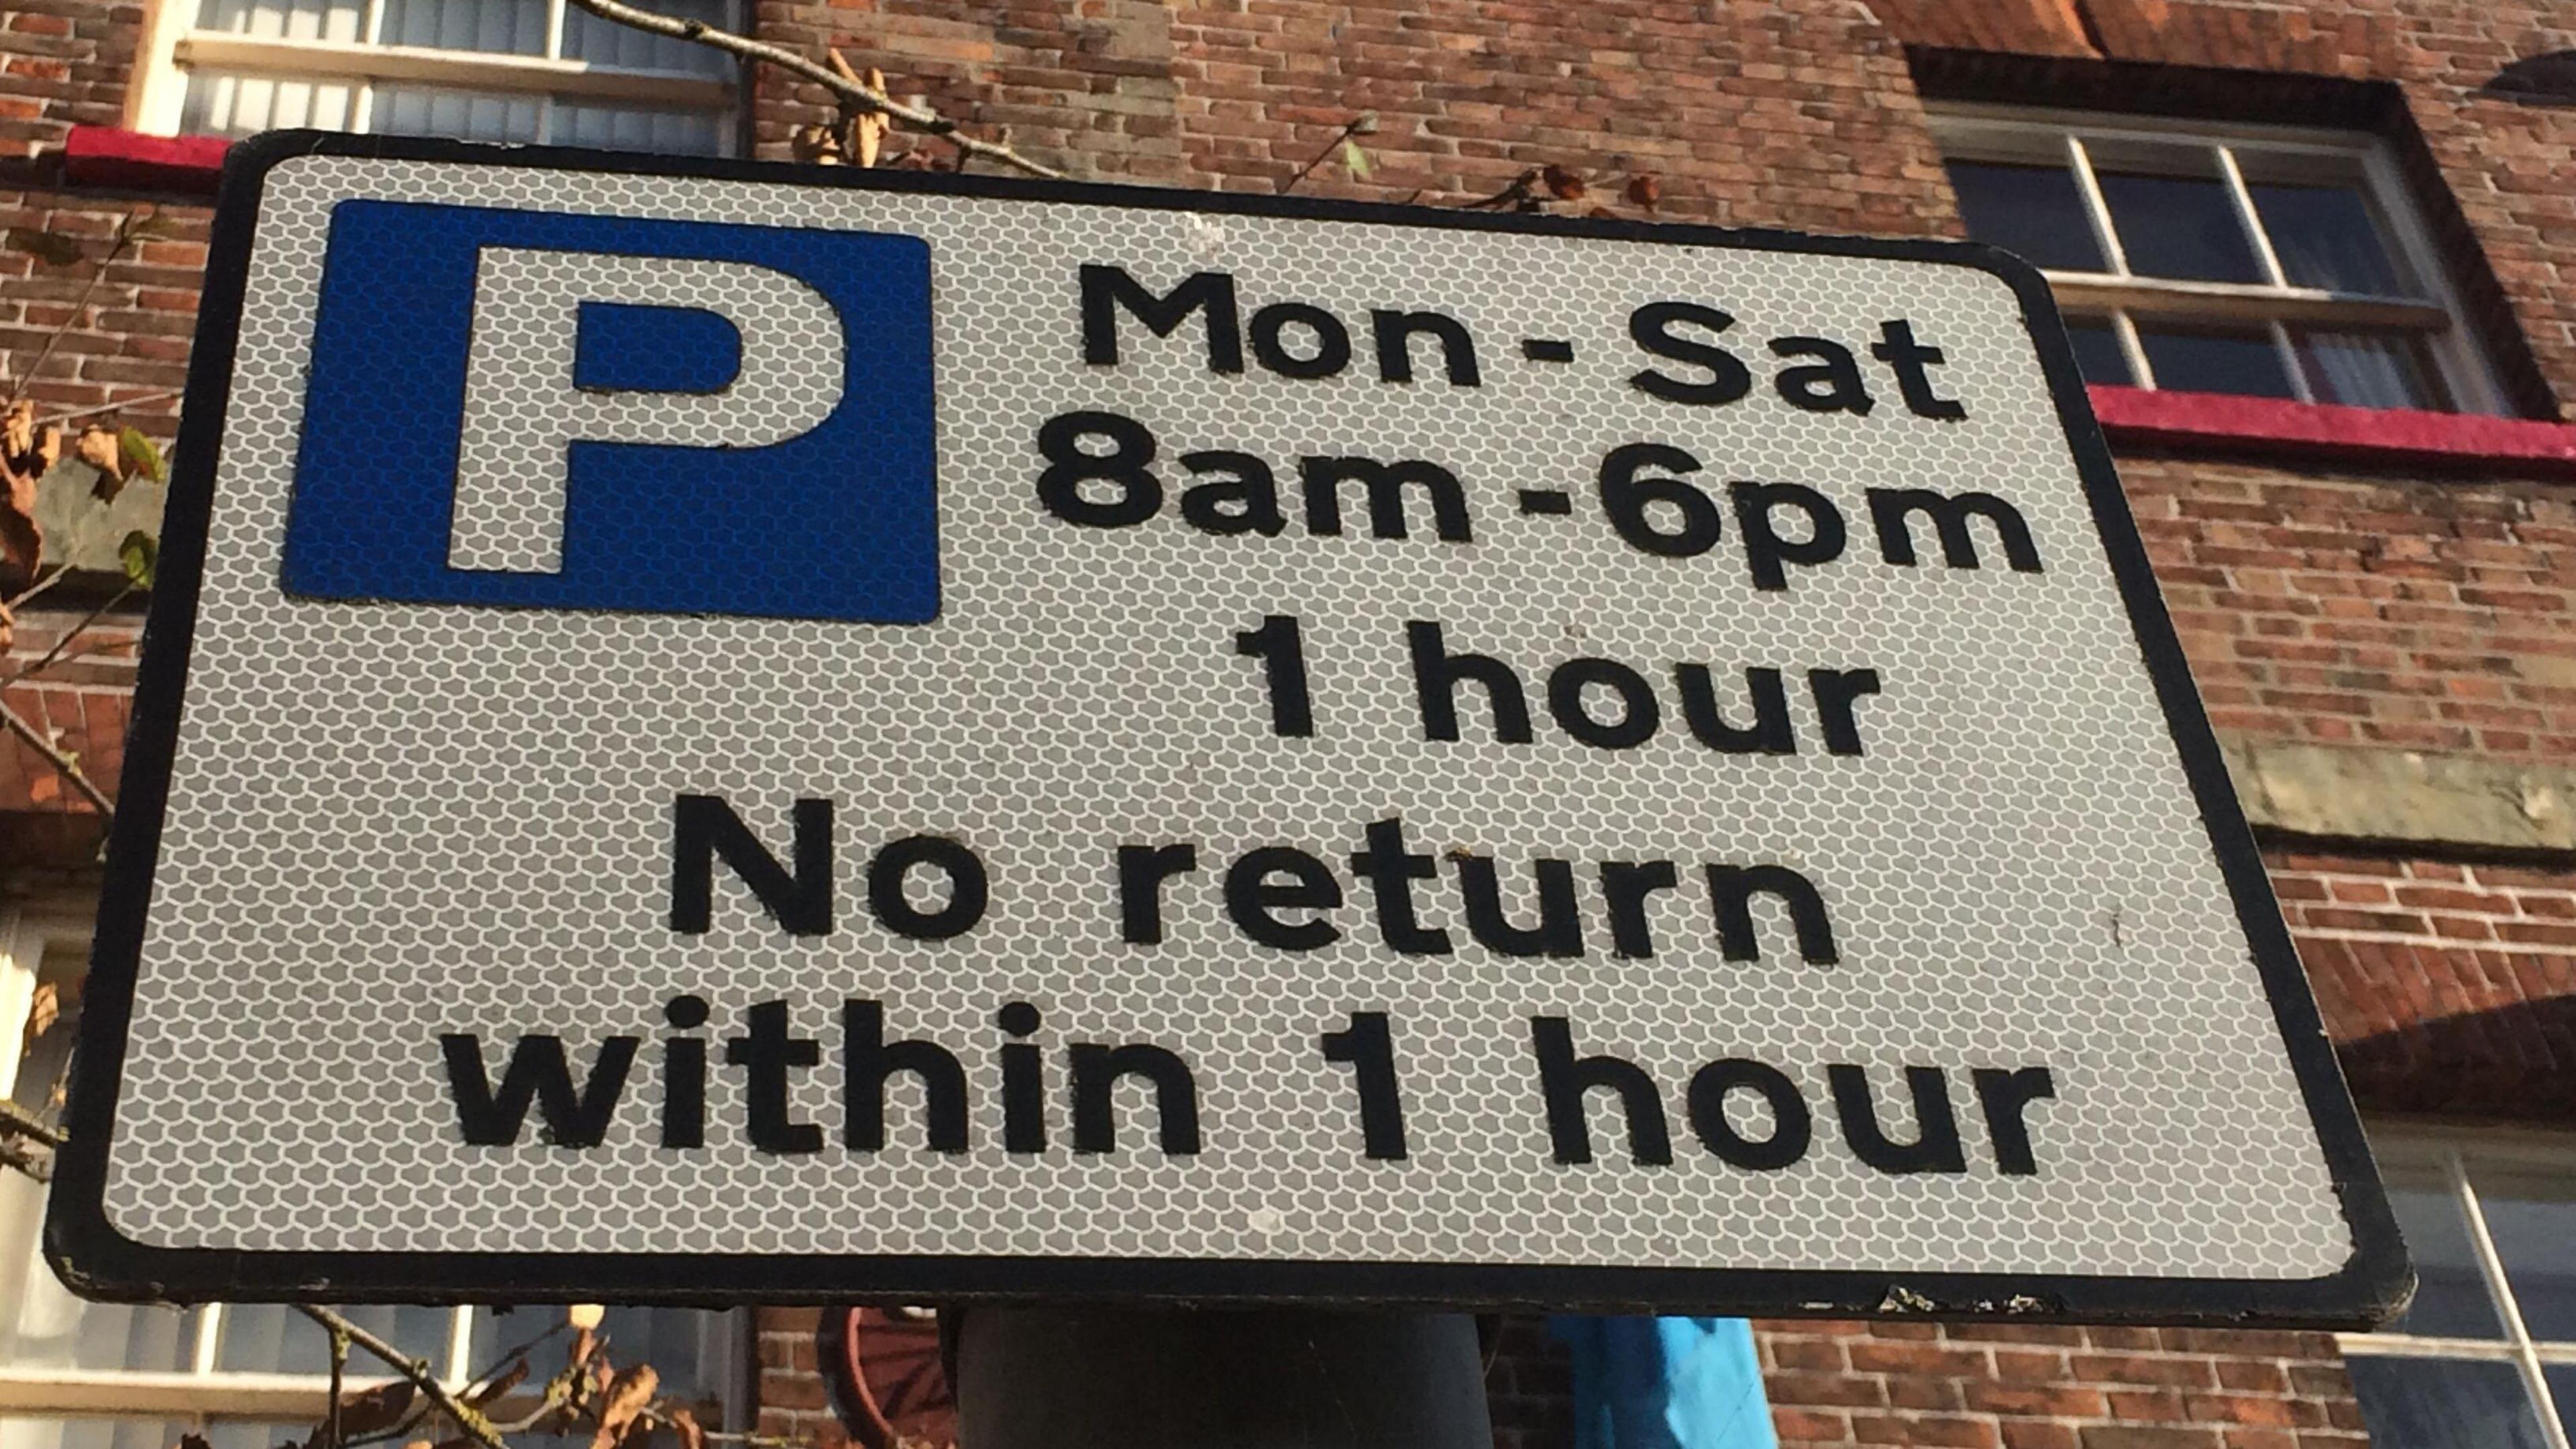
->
[52, 133, 2406, 1324]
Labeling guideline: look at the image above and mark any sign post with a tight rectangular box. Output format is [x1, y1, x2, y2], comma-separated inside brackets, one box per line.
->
[53, 132, 2405, 1330]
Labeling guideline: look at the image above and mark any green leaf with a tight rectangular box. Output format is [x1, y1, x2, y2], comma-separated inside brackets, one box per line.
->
[117, 530, 156, 590]
[121, 211, 182, 242]
[117, 427, 166, 484]
[1342, 139, 1373, 180]
[5, 229, 85, 268]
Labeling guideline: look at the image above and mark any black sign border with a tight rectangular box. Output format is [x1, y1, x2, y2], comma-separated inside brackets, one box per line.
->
[49, 129, 2410, 1327]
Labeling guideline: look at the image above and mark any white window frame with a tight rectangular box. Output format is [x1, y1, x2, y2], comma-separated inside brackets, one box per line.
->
[127, 0, 740, 150]
[2341, 1120, 2576, 1449]
[1929, 104, 2506, 415]
[0, 908, 753, 1436]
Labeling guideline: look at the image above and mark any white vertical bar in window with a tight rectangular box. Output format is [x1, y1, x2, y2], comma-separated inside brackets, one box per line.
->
[2451, 1152, 2575, 1449]
[358, 0, 384, 45]
[2111, 310, 2154, 391]
[2216, 144, 2291, 290]
[190, 1304, 223, 1375]
[443, 1305, 477, 1384]
[535, 93, 555, 145]
[2063, 134, 2131, 278]
[350, 79, 374, 133]
[2269, 320, 2316, 405]
[544, 0, 566, 58]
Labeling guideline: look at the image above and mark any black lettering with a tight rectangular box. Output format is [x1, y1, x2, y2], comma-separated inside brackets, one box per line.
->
[1627, 301, 1752, 405]
[1686, 1059, 1812, 1170]
[1234, 614, 1314, 737]
[1069, 1042, 1202, 1155]
[1179, 450, 1287, 537]
[1321, 1010, 1409, 1160]
[1530, 1017, 1672, 1166]
[1224, 846, 1344, 950]
[441, 1032, 637, 1149]
[1118, 843, 1200, 945]
[1371, 309, 1481, 386]
[669, 794, 831, 936]
[1676, 665, 1795, 755]
[724, 1000, 824, 1156]
[1601, 859, 1680, 959]
[843, 999, 969, 1152]
[1080, 264, 1242, 373]
[1408, 621, 1532, 743]
[1038, 411, 1163, 529]
[1867, 488, 2041, 572]
[1869, 319, 1966, 420]
[865, 835, 989, 940]
[1973, 1066, 2057, 1176]
[1456, 855, 1584, 959]
[1809, 667, 1882, 757]
[1348, 817, 1451, 955]
[1250, 301, 1352, 379]
[1301, 457, 1472, 541]
[999, 1001, 1046, 1154]
[1547, 657, 1661, 749]
[1705, 864, 1839, 964]
[1769, 336, 1875, 415]
[660, 994, 708, 1150]
[1729, 480, 1847, 591]
[1829, 1063, 1966, 1174]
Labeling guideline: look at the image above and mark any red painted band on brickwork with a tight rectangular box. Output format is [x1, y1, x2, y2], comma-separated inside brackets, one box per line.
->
[62, 127, 229, 195]
[2090, 384, 2576, 480]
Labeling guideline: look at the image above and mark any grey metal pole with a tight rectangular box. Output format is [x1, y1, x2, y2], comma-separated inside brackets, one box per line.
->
[951, 1308, 1494, 1449]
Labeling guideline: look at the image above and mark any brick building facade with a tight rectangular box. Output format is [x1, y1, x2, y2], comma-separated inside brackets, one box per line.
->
[6, 0, 2576, 1446]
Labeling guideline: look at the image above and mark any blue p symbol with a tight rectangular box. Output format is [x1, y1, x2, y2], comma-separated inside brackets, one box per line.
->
[282, 201, 939, 623]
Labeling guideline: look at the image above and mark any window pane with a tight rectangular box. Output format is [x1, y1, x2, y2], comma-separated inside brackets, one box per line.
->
[217, 1303, 451, 1374]
[2474, 1183, 2576, 1342]
[2346, 1358, 2551, 1449]
[180, 70, 358, 137]
[2060, 317, 2133, 386]
[2548, 1366, 2576, 1444]
[376, 0, 545, 56]
[2135, 323, 2296, 398]
[564, 0, 733, 76]
[0, 1419, 191, 1449]
[554, 103, 728, 156]
[372, 85, 544, 143]
[2294, 329, 2451, 412]
[2093, 146, 2266, 283]
[193, 0, 362, 43]
[2249, 181, 2411, 296]
[1945, 160, 2109, 273]
[2382, 1180, 2506, 1338]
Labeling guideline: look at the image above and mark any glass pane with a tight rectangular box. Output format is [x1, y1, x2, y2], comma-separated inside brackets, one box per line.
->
[2294, 329, 2451, 411]
[1944, 160, 2108, 272]
[2346, 1358, 2551, 1449]
[0, 1419, 191, 1449]
[371, 85, 544, 143]
[181, 70, 357, 137]
[376, 0, 546, 55]
[2093, 145, 2266, 283]
[470, 1306, 732, 1403]
[217, 1303, 452, 1374]
[2474, 1182, 2576, 1342]
[193, 0, 362, 42]
[2383, 1180, 2506, 1338]
[202, 1426, 307, 1449]
[2249, 180, 2412, 296]
[2135, 323, 2296, 398]
[553, 103, 727, 156]
[2061, 317, 2133, 386]
[2548, 1366, 2576, 1444]
[564, 0, 733, 75]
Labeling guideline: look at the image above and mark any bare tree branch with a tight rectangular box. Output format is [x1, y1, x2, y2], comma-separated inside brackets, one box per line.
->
[559, 0, 1068, 180]
[9, 581, 136, 688]
[297, 1305, 510, 1449]
[0, 1099, 66, 1149]
[0, 695, 113, 818]
[38, 391, 184, 427]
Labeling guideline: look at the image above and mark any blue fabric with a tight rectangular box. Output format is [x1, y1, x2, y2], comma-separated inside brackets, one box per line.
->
[1550, 1317, 1779, 1449]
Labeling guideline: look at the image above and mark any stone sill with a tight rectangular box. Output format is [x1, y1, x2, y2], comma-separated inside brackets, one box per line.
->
[63, 126, 230, 195]
[2089, 385, 2576, 481]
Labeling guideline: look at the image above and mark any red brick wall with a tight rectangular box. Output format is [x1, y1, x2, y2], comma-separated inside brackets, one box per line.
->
[1, 186, 204, 431]
[0, 0, 131, 162]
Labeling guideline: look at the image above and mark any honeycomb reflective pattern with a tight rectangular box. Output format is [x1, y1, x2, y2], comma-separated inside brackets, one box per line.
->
[106, 154, 2355, 1278]
[449, 248, 845, 574]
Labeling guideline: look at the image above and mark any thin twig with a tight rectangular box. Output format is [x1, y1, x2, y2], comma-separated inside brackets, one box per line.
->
[0, 696, 113, 818]
[0, 1099, 66, 1148]
[326, 1324, 350, 1449]
[1281, 112, 1377, 195]
[36, 390, 183, 427]
[297, 1305, 509, 1449]
[5, 226, 140, 411]
[8, 581, 136, 688]
[5, 565, 71, 613]
[559, 0, 1067, 179]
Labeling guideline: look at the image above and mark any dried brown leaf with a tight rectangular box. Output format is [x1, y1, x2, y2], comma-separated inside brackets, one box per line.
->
[21, 983, 56, 1056]
[335, 1380, 418, 1438]
[5, 229, 85, 268]
[1625, 173, 1662, 209]
[465, 1358, 529, 1409]
[586, 1364, 659, 1449]
[74, 426, 125, 498]
[178, 1435, 214, 1449]
[668, 1406, 704, 1449]
[1541, 164, 1587, 200]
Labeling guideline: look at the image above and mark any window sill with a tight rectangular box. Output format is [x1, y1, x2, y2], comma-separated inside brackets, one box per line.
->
[64, 126, 229, 195]
[2088, 385, 2576, 480]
